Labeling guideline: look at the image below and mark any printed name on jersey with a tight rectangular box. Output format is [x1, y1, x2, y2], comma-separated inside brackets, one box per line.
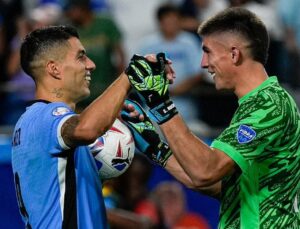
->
[12, 128, 21, 146]
[52, 107, 70, 116]
[237, 124, 256, 144]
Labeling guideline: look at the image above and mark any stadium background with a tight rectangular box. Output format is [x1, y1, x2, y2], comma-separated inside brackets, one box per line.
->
[1, 0, 300, 228]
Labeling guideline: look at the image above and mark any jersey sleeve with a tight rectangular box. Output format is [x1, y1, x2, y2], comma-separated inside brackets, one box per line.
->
[37, 103, 76, 155]
[211, 98, 286, 173]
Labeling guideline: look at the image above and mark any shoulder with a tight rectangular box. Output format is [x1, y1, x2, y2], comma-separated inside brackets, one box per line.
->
[23, 101, 74, 126]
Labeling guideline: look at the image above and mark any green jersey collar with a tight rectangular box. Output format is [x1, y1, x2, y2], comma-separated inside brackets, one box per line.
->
[238, 76, 278, 105]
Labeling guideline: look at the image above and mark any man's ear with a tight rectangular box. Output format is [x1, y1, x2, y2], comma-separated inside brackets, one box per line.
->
[231, 47, 242, 65]
[46, 60, 61, 79]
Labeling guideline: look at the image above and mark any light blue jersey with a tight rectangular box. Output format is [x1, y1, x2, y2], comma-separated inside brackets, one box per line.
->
[11, 100, 107, 229]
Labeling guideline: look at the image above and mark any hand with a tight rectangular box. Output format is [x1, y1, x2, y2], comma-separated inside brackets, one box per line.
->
[125, 53, 178, 124]
[121, 99, 172, 167]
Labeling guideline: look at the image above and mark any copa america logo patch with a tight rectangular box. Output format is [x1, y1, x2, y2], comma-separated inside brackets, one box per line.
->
[52, 107, 70, 116]
[237, 125, 256, 144]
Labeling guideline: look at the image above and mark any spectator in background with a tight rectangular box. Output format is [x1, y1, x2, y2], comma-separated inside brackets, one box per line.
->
[152, 181, 211, 229]
[89, 0, 109, 12]
[138, 4, 209, 135]
[2, 3, 63, 125]
[101, 154, 161, 229]
[0, 0, 23, 83]
[111, 154, 164, 228]
[108, 0, 171, 62]
[278, 0, 300, 88]
[0, 0, 23, 124]
[0, 16, 4, 68]
[0, 15, 6, 124]
[64, 0, 125, 110]
[180, 0, 228, 37]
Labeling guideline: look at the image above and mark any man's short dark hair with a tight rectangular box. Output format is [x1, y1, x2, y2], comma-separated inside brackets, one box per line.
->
[20, 25, 79, 78]
[198, 7, 269, 65]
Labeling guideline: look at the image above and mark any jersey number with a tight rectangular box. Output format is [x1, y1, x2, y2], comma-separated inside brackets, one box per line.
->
[14, 173, 32, 229]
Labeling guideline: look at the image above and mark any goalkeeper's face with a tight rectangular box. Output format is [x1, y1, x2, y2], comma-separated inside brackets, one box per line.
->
[60, 37, 96, 103]
[201, 33, 240, 91]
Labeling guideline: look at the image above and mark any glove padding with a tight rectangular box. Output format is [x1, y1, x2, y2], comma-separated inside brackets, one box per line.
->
[125, 53, 178, 124]
[121, 99, 172, 167]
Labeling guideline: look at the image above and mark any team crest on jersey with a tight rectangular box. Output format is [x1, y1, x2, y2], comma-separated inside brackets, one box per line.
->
[237, 125, 256, 144]
[52, 107, 70, 116]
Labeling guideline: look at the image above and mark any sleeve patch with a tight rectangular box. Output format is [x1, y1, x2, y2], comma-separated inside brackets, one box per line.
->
[237, 125, 256, 144]
[52, 107, 71, 116]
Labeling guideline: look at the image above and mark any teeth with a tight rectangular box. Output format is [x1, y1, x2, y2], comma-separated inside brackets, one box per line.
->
[85, 76, 91, 81]
[211, 72, 216, 77]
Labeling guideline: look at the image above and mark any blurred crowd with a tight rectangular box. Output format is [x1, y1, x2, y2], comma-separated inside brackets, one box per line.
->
[104, 153, 212, 229]
[0, 0, 300, 228]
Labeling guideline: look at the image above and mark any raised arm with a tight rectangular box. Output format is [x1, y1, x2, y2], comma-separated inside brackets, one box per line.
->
[160, 115, 236, 188]
[165, 154, 221, 198]
[121, 99, 222, 198]
[61, 73, 130, 147]
[125, 53, 236, 195]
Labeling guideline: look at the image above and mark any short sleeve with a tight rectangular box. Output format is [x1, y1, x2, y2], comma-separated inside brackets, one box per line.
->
[34, 103, 76, 155]
[211, 97, 286, 172]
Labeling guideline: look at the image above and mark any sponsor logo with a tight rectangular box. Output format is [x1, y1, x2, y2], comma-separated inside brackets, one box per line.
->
[163, 103, 175, 114]
[112, 148, 131, 171]
[237, 125, 256, 144]
[52, 107, 70, 116]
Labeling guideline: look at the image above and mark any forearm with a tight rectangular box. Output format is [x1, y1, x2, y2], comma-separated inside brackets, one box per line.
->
[160, 115, 222, 186]
[73, 73, 130, 141]
[165, 155, 221, 198]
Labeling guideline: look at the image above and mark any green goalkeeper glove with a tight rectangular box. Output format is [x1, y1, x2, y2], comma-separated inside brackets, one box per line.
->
[121, 99, 172, 167]
[125, 53, 178, 124]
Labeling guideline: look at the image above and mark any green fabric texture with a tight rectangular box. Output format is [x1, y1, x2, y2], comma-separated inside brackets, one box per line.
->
[211, 77, 300, 228]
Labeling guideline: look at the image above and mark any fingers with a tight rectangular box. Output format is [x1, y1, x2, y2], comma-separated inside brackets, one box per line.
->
[144, 53, 175, 84]
[145, 54, 157, 62]
[123, 102, 145, 121]
[165, 64, 176, 84]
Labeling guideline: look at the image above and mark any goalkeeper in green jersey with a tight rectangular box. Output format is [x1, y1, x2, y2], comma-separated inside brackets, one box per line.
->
[122, 7, 300, 229]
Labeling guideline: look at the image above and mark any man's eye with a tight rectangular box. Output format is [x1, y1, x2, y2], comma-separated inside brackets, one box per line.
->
[78, 54, 86, 60]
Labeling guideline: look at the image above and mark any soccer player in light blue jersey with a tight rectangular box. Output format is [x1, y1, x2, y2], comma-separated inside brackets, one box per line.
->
[11, 25, 139, 228]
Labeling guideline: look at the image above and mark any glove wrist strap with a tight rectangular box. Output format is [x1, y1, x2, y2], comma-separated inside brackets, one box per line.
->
[146, 142, 172, 167]
[148, 99, 178, 124]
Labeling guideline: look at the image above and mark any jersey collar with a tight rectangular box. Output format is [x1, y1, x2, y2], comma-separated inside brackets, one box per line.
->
[238, 76, 278, 105]
[27, 99, 51, 106]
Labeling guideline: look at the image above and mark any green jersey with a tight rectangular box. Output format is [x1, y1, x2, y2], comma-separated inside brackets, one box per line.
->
[211, 77, 300, 229]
